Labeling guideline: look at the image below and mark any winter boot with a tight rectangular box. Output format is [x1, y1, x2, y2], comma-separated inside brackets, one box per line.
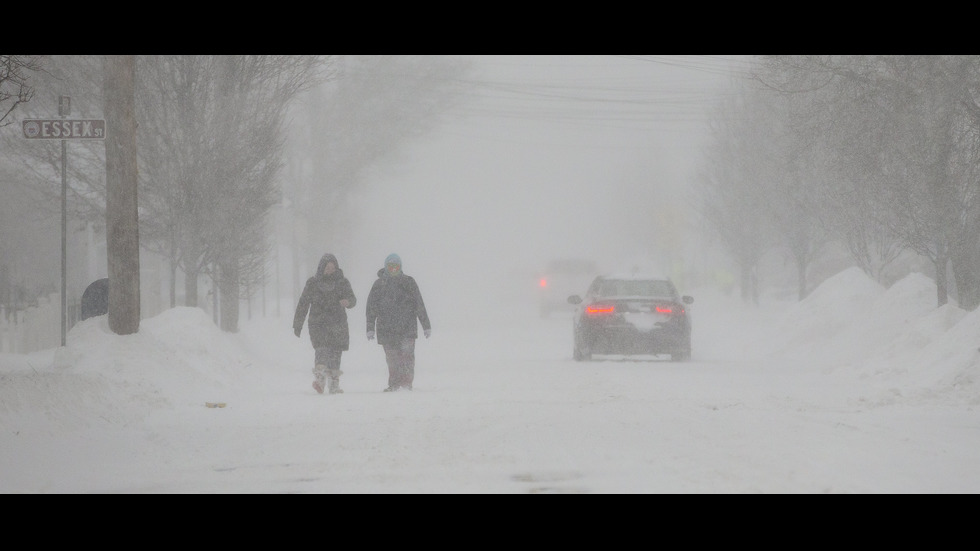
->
[328, 368, 344, 394]
[312, 364, 327, 394]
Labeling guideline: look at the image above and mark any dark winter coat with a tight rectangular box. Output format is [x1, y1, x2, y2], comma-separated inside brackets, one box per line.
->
[366, 267, 431, 346]
[294, 254, 357, 350]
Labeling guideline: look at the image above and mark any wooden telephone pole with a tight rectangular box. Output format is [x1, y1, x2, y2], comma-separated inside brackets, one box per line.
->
[103, 55, 140, 335]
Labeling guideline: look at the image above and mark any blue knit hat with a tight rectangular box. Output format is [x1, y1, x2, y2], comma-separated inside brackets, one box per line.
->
[385, 253, 401, 267]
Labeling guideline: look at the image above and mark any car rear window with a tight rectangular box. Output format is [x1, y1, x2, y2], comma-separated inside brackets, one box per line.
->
[598, 279, 675, 298]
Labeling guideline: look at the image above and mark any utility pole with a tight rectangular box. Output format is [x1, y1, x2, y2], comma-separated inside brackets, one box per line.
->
[104, 55, 140, 335]
[59, 95, 68, 348]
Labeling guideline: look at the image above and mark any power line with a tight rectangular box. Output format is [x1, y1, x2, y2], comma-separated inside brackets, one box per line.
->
[441, 56, 747, 135]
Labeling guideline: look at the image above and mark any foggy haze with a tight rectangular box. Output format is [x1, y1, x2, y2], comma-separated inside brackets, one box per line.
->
[331, 56, 744, 327]
[0, 55, 747, 339]
[7, 57, 980, 494]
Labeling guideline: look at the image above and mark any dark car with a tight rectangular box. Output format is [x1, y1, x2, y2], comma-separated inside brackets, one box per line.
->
[568, 274, 693, 362]
[537, 258, 599, 317]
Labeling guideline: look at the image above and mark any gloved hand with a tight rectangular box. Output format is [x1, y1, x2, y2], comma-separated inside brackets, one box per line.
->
[424, 328, 431, 339]
[367, 330, 375, 340]
[294, 327, 301, 338]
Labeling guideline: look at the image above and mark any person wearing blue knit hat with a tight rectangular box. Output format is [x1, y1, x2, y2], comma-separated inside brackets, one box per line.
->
[366, 253, 431, 392]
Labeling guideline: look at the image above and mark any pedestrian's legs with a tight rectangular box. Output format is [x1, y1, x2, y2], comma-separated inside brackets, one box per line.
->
[383, 344, 400, 390]
[400, 338, 416, 390]
[382, 340, 415, 390]
[327, 349, 344, 394]
[315, 347, 342, 394]
[312, 351, 327, 394]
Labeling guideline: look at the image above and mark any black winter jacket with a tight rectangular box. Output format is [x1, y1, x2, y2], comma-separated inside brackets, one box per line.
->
[294, 254, 357, 350]
[366, 267, 431, 346]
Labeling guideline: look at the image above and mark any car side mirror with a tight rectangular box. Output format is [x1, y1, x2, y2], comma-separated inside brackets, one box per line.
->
[568, 295, 582, 305]
[682, 295, 693, 304]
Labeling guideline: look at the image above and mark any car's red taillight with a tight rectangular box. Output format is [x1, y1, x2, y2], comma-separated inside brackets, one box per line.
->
[539, 278, 547, 288]
[655, 305, 673, 314]
[586, 304, 615, 315]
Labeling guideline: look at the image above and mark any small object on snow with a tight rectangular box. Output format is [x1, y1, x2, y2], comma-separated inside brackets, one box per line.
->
[205, 402, 227, 408]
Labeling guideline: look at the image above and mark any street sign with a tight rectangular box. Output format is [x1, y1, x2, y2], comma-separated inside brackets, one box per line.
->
[22, 119, 106, 140]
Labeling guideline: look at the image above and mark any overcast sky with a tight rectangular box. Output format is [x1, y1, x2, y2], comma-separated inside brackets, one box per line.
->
[342, 55, 750, 321]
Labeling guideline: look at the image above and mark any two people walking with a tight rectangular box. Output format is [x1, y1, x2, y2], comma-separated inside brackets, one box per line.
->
[293, 252, 430, 394]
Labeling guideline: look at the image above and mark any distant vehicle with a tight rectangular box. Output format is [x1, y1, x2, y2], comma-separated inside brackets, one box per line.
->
[568, 274, 693, 361]
[537, 258, 600, 317]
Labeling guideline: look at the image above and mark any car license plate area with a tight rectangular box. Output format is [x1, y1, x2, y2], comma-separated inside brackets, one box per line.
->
[621, 311, 660, 332]
[614, 301, 666, 331]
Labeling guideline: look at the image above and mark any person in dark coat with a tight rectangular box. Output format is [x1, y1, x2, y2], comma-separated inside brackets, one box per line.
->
[294, 253, 357, 394]
[80, 278, 109, 321]
[365, 253, 431, 392]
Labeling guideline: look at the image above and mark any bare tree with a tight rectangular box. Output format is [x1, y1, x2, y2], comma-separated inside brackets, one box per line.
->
[753, 55, 980, 309]
[0, 55, 43, 127]
[754, 89, 829, 300]
[1, 56, 104, 222]
[136, 55, 330, 331]
[286, 55, 471, 288]
[0, 56, 106, 317]
[3, 55, 473, 333]
[754, 55, 905, 285]
[698, 88, 776, 304]
[850, 56, 980, 308]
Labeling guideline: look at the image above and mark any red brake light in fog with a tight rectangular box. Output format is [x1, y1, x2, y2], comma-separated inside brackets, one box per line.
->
[539, 278, 547, 288]
[655, 305, 673, 314]
[586, 304, 615, 315]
